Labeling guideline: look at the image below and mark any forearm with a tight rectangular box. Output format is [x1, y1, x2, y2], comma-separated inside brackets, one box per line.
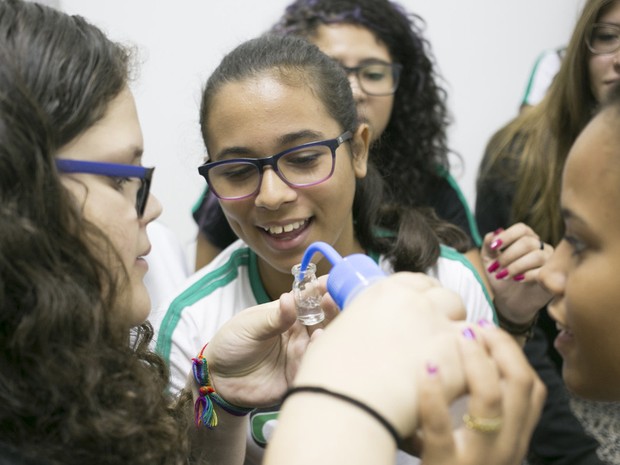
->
[187, 403, 248, 465]
[265, 393, 397, 465]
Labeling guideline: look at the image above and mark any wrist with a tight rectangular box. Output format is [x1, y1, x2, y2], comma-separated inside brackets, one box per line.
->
[282, 386, 402, 448]
[191, 343, 254, 429]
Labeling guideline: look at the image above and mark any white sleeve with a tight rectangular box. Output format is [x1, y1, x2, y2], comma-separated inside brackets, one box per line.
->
[165, 311, 206, 393]
[429, 253, 496, 325]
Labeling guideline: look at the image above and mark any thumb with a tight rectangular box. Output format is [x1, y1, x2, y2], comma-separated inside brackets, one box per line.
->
[240, 294, 298, 341]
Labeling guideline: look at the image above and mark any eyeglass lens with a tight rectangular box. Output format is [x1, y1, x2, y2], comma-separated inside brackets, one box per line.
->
[136, 178, 150, 217]
[588, 24, 620, 54]
[207, 143, 335, 199]
[346, 63, 400, 96]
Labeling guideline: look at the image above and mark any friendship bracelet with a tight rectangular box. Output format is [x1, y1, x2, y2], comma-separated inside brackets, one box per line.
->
[191, 344, 254, 428]
[282, 386, 402, 448]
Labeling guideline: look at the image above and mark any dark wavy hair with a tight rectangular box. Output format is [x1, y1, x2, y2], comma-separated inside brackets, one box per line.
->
[271, 0, 454, 207]
[200, 34, 466, 273]
[0, 1, 187, 463]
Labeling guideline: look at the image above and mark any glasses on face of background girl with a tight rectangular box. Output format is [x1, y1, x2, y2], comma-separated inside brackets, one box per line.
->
[587, 23, 620, 54]
[340, 61, 402, 96]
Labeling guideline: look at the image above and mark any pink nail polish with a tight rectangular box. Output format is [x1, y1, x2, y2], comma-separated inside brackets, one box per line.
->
[478, 318, 494, 328]
[494, 228, 504, 235]
[495, 269, 509, 280]
[513, 274, 525, 282]
[487, 260, 500, 273]
[462, 327, 476, 340]
[490, 238, 503, 250]
[426, 362, 439, 376]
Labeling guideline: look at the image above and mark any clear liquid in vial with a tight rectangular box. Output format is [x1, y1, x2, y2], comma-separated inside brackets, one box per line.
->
[291, 263, 325, 326]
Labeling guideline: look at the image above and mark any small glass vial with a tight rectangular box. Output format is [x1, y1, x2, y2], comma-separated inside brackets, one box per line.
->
[291, 262, 325, 326]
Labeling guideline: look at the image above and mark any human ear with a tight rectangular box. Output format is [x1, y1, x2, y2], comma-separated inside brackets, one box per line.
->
[351, 123, 370, 179]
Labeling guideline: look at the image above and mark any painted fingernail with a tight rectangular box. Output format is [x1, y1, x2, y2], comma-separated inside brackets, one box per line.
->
[495, 269, 509, 280]
[462, 327, 476, 340]
[490, 238, 503, 250]
[478, 318, 494, 328]
[426, 362, 439, 376]
[513, 274, 525, 282]
[494, 227, 504, 235]
[487, 260, 500, 273]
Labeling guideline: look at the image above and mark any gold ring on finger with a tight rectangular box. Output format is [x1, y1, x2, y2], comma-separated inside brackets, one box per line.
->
[463, 413, 503, 433]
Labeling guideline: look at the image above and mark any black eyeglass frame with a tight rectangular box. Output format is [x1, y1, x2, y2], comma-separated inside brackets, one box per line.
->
[55, 159, 155, 218]
[198, 131, 353, 201]
[341, 62, 403, 96]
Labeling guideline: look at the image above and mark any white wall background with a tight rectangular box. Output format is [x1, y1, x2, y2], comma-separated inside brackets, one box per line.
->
[59, 0, 585, 260]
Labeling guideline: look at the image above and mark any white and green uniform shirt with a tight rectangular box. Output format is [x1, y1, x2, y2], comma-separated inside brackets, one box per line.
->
[153, 239, 495, 465]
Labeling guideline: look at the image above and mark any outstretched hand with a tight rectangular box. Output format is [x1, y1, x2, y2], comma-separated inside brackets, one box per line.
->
[203, 277, 339, 408]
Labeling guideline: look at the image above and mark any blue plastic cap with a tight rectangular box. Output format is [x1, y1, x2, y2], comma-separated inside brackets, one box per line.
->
[327, 253, 386, 309]
[300, 241, 386, 309]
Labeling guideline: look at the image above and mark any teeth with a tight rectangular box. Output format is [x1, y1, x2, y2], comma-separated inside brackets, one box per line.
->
[264, 220, 306, 235]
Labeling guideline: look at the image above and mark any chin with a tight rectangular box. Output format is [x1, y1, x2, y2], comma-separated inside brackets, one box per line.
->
[131, 292, 152, 326]
[564, 369, 620, 402]
[121, 281, 152, 327]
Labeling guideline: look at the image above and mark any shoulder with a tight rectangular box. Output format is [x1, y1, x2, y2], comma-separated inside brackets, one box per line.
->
[152, 241, 256, 358]
[522, 48, 564, 107]
[430, 168, 481, 246]
[427, 246, 496, 324]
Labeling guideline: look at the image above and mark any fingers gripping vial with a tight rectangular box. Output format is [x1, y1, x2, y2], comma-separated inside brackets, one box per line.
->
[292, 242, 387, 325]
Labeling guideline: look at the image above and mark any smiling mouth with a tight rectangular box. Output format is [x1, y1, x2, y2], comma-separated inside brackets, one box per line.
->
[262, 219, 309, 236]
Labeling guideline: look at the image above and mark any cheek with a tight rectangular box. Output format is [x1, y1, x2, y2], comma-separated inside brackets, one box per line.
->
[366, 96, 394, 137]
[219, 200, 253, 238]
[588, 56, 608, 101]
[84, 200, 137, 275]
[565, 260, 620, 394]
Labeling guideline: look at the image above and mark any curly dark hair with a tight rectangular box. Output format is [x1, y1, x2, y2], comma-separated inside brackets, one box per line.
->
[0, 1, 187, 463]
[271, 0, 454, 207]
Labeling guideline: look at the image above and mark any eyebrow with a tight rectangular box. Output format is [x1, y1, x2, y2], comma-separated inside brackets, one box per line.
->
[213, 129, 326, 160]
[130, 146, 144, 161]
[356, 58, 393, 66]
[57, 145, 144, 164]
[102, 145, 143, 162]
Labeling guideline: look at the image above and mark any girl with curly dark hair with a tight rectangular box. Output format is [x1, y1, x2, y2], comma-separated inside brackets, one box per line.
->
[192, 0, 485, 278]
[0, 1, 329, 464]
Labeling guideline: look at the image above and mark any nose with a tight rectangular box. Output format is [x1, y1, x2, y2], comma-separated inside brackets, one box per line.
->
[538, 240, 569, 299]
[614, 46, 620, 67]
[254, 167, 297, 210]
[347, 74, 366, 103]
[142, 192, 163, 224]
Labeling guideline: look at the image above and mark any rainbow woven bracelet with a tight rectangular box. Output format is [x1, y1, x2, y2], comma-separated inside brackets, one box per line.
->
[191, 344, 254, 428]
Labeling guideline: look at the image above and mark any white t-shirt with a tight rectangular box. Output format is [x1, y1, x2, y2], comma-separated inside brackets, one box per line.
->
[521, 47, 565, 107]
[153, 239, 495, 465]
